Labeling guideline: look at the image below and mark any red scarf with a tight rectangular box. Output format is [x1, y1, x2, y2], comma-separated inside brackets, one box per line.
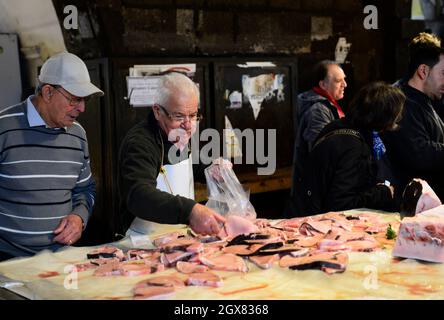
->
[312, 86, 345, 118]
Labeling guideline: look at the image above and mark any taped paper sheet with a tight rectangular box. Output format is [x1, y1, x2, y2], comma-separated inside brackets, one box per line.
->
[224, 116, 242, 159]
[242, 74, 285, 119]
[126, 63, 196, 107]
[126, 76, 161, 107]
[236, 62, 276, 68]
[130, 64, 196, 77]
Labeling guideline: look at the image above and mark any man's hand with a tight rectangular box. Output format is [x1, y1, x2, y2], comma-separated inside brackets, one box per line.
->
[189, 203, 226, 236]
[53, 214, 84, 245]
[377, 181, 395, 198]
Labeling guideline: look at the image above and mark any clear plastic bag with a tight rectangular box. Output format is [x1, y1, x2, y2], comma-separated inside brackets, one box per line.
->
[204, 158, 257, 220]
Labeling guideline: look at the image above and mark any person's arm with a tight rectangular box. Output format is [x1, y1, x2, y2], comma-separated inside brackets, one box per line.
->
[119, 136, 196, 224]
[71, 148, 96, 227]
[54, 139, 96, 245]
[324, 139, 394, 211]
[303, 103, 335, 151]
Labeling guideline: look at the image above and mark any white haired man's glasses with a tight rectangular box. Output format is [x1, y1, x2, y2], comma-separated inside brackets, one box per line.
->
[157, 104, 203, 123]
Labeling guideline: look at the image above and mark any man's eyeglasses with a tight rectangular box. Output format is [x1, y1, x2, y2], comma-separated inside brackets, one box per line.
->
[157, 104, 203, 123]
[52, 86, 88, 106]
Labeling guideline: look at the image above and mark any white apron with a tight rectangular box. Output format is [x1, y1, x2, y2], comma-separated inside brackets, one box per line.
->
[126, 154, 194, 236]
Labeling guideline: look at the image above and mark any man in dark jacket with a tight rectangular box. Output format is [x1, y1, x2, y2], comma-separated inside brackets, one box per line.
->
[118, 73, 225, 236]
[432, 96, 444, 121]
[382, 32, 444, 201]
[291, 60, 347, 200]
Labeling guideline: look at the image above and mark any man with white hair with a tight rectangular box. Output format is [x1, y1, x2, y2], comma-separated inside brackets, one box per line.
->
[0, 52, 103, 260]
[118, 72, 226, 236]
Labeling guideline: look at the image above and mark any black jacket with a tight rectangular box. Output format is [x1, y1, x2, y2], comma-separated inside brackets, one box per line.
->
[381, 83, 444, 201]
[291, 119, 393, 217]
[117, 111, 196, 233]
[291, 89, 341, 197]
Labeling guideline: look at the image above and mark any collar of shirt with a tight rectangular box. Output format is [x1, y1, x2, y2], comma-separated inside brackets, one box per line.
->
[404, 84, 433, 106]
[26, 96, 67, 131]
[27, 95, 46, 127]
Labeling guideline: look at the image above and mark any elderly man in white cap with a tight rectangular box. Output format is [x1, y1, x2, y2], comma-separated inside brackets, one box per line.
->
[0, 52, 103, 260]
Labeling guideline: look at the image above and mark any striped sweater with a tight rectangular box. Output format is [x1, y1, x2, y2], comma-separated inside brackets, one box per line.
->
[0, 98, 95, 256]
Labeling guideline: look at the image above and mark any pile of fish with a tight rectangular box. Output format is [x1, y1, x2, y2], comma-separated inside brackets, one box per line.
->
[75, 211, 392, 299]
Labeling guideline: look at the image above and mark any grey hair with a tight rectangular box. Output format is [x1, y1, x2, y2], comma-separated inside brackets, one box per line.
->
[156, 72, 200, 106]
[311, 60, 341, 87]
[35, 81, 45, 95]
[35, 81, 60, 96]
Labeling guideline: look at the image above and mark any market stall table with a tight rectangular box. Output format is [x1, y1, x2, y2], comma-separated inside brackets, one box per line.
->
[0, 209, 443, 300]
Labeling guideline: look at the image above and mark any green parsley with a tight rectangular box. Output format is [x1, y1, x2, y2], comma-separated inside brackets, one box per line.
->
[386, 224, 397, 240]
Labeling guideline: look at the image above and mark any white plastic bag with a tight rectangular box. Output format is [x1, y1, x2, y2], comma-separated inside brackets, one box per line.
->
[204, 158, 257, 220]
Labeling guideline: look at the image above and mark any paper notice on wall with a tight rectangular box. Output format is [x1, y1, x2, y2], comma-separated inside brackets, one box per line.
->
[227, 91, 242, 109]
[242, 73, 285, 119]
[126, 76, 161, 107]
[335, 37, 352, 64]
[126, 63, 196, 107]
[224, 116, 242, 159]
[237, 62, 276, 68]
[130, 64, 196, 77]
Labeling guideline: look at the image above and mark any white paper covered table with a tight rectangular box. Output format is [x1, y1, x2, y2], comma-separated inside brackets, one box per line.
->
[0, 210, 443, 300]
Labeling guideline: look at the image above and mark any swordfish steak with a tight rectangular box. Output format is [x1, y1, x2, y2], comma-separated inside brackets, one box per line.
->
[186, 272, 223, 287]
[392, 213, 444, 263]
[199, 253, 249, 272]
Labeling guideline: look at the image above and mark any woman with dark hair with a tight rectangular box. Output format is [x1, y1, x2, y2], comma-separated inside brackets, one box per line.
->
[291, 82, 405, 217]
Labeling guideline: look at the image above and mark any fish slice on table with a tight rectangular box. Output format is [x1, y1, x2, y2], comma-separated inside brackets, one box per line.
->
[248, 254, 280, 269]
[226, 233, 273, 246]
[186, 272, 223, 287]
[126, 249, 159, 260]
[217, 214, 259, 238]
[160, 250, 194, 266]
[86, 246, 124, 260]
[199, 253, 249, 272]
[152, 232, 182, 247]
[280, 252, 348, 274]
[299, 220, 332, 236]
[176, 261, 209, 274]
[119, 262, 154, 276]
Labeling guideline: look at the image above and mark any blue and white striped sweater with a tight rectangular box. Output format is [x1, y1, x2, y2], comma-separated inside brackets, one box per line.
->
[0, 98, 96, 256]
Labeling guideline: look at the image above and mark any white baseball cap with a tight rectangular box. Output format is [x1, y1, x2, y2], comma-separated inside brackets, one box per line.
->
[38, 52, 104, 97]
